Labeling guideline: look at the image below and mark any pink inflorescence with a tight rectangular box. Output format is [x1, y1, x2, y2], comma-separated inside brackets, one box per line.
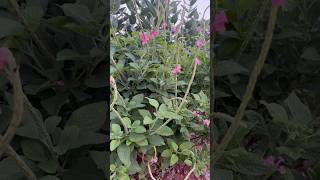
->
[195, 39, 205, 48]
[194, 57, 201, 65]
[139, 30, 159, 45]
[263, 155, 287, 174]
[212, 10, 228, 33]
[202, 119, 210, 127]
[171, 64, 182, 76]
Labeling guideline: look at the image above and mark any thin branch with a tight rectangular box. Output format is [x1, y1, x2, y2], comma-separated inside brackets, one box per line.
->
[0, 49, 24, 157]
[147, 162, 157, 180]
[212, 5, 279, 163]
[184, 163, 196, 180]
[5, 144, 38, 180]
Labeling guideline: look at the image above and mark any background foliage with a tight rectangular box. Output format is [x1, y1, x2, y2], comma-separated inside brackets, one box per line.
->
[213, 0, 320, 179]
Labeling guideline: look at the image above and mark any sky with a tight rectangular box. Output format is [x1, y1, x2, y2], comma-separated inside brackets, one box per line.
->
[193, 0, 210, 20]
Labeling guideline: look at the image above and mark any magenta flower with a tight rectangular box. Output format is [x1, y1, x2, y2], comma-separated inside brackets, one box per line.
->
[195, 39, 205, 48]
[171, 64, 182, 76]
[263, 156, 276, 167]
[212, 10, 228, 33]
[139, 32, 150, 45]
[0, 48, 6, 71]
[202, 119, 210, 127]
[192, 111, 199, 117]
[150, 30, 158, 38]
[194, 58, 201, 65]
[196, 26, 202, 33]
[272, 0, 286, 7]
[160, 22, 167, 29]
[171, 26, 178, 36]
[150, 154, 158, 164]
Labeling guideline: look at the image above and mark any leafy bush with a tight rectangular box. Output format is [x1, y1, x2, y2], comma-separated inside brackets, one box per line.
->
[110, 0, 210, 179]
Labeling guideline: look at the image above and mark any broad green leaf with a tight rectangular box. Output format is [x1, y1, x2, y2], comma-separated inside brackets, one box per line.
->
[261, 101, 288, 124]
[134, 126, 146, 133]
[54, 125, 80, 155]
[148, 135, 165, 146]
[67, 102, 107, 132]
[179, 142, 194, 151]
[21, 139, 48, 162]
[0, 17, 23, 39]
[161, 149, 172, 158]
[156, 126, 174, 136]
[117, 144, 131, 166]
[45, 116, 62, 134]
[170, 142, 178, 152]
[56, 49, 82, 61]
[129, 133, 146, 142]
[146, 98, 159, 109]
[38, 157, 59, 173]
[61, 3, 93, 23]
[110, 140, 121, 151]
[215, 60, 248, 76]
[111, 124, 121, 133]
[90, 151, 108, 172]
[143, 116, 154, 125]
[284, 92, 313, 129]
[170, 154, 178, 166]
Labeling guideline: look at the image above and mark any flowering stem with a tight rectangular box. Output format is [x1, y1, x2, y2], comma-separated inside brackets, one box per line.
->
[213, 6, 279, 163]
[176, 60, 198, 112]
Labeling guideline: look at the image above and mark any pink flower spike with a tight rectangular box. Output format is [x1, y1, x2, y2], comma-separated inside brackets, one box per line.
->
[171, 64, 182, 76]
[195, 39, 205, 48]
[263, 156, 276, 167]
[139, 32, 150, 45]
[202, 119, 210, 127]
[196, 26, 202, 33]
[212, 10, 228, 33]
[150, 30, 158, 38]
[171, 26, 177, 36]
[194, 58, 201, 65]
[160, 22, 167, 29]
[192, 111, 199, 117]
[272, 0, 286, 7]
[0, 48, 6, 71]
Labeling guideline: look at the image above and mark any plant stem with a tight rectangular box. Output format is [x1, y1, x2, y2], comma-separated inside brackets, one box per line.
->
[184, 163, 196, 180]
[212, 5, 279, 163]
[5, 145, 38, 180]
[0, 49, 24, 157]
[147, 162, 157, 180]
